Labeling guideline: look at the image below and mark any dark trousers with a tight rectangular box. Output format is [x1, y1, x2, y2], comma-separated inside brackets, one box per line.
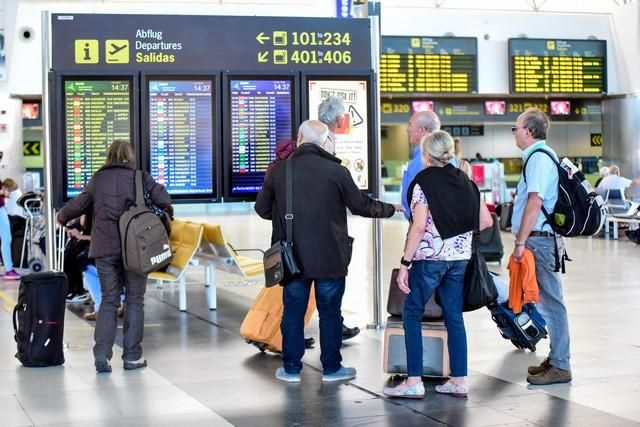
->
[63, 240, 89, 295]
[93, 256, 147, 362]
[281, 277, 345, 375]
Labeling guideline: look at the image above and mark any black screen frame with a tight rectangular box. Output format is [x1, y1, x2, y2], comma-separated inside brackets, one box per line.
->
[301, 72, 376, 194]
[55, 72, 138, 205]
[141, 73, 220, 202]
[508, 38, 608, 95]
[222, 72, 299, 202]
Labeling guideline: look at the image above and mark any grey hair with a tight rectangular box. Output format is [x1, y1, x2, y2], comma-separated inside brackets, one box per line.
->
[299, 120, 329, 145]
[520, 107, 550, 140]
[608, 165, 620, 176]
[318, 96, 345, 126]
[422, 130, 454, 166]
[413, 111, 441, 133]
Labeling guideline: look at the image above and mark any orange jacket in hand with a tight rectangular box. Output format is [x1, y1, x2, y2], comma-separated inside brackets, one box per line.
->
[507, 248, 539, 314]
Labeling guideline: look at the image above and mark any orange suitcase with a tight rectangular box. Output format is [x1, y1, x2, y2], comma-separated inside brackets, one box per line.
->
[240, 284, 316, 353]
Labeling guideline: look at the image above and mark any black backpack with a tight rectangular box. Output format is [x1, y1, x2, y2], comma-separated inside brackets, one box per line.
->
[524, 149, 607, 237]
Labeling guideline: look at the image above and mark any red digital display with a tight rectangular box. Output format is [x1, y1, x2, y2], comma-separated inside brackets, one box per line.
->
[411, 100, 434, 113]
[484, 100, 506, 115]
[550, 100, 571, 115]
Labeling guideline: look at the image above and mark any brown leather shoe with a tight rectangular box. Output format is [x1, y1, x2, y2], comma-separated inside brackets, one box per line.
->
[527, 357, 551, 375]
[118, 304, 126, 318]
[527, 366, 572, 385]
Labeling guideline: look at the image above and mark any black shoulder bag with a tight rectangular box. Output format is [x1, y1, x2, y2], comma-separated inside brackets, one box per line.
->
[463, 195, 498, 312]
[263, 159, 301, 287]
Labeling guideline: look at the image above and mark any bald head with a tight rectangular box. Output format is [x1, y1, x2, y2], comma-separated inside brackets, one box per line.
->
[297, 120, 329, 146]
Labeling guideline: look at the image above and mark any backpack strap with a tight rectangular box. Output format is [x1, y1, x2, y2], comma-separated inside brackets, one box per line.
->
[521, 148, 568, 273]
[134, 170, 145, 207]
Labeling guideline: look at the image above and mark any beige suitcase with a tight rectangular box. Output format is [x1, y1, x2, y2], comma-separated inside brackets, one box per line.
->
[383, 317, 450, 377]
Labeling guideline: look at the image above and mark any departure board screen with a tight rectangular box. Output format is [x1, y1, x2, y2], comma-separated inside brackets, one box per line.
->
[509, 38, 607, 94]
[148, 79, 215, 196]
[380, 36, 478, 93]
[227, 78, 294, 197]
[307, 77, 371, 190]
[63, 78, 132, 198]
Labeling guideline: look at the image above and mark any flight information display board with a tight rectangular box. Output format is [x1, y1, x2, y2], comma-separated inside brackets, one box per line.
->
[226, 77, 294, 198]
[147, 78, 215, 197]
[509, 38, 607, 94]
[307, 77, 371, 190]
[63, 78, 132, 198]
[380, 36, 478, 93]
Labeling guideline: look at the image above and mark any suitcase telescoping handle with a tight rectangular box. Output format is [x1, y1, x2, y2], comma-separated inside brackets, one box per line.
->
[54, 224, 67, 272]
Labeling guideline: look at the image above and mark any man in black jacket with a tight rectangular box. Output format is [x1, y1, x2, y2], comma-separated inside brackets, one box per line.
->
[255, 120, 401, 383]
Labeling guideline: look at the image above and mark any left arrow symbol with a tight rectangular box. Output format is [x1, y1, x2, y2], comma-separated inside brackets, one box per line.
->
[256, 32, 270, 45]
[258, 51, 269, 62]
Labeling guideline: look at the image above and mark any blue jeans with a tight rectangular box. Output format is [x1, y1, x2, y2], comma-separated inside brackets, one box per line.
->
[526, 236, 571, 371]
[281, 277, 345, 375]
[404, 260, 468, 377]
[83, 264, 124, 311]
[0, 207, 13, 271]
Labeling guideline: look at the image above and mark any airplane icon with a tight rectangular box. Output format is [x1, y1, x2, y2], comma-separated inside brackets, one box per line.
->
[105, 40, 129, 63]
[109, 43, 127, 55]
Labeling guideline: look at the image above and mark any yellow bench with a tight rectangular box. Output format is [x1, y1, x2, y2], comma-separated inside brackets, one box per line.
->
[194, 223, 264, 310]
[148, 219, 204, 311]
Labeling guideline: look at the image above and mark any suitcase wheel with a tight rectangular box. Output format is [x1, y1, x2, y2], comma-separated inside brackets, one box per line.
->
[29, 259, 43, 272]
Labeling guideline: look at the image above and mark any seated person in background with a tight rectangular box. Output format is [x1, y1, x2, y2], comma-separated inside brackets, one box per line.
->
[2, 178, 25, 218]
[595, 167, 609, 188]
[64, 216, 91, 302]
[453, 137, 472, 177]
[596, 164, 640, 195]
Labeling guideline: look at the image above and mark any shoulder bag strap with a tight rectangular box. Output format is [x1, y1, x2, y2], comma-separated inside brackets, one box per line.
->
[285, 159, 293, 244]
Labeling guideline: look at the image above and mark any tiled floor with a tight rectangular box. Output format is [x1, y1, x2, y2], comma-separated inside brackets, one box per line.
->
[1, 204, 639, 426]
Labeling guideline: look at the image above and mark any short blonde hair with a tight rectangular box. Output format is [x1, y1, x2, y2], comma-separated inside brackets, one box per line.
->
[106, 139, 135, 165]
[608, 165, 620, 176]
[2, 178, 18, 192]
[422, 130, 454, 166]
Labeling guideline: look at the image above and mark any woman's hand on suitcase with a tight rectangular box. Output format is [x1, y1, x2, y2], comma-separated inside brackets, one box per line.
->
[397, 266, 411, 294]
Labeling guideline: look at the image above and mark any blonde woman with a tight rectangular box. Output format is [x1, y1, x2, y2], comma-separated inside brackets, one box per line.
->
[384, 131, 492, 398]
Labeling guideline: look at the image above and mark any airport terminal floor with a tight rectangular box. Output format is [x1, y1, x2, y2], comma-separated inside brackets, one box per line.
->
[1, 204, 640, 426]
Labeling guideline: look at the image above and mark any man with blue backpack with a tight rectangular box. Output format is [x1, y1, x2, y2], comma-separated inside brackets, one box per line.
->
[511, 108, 573, 386]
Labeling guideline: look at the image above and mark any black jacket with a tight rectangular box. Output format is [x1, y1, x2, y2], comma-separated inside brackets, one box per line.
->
[57, 163, 172, 259]
[255, 143, 396, 279]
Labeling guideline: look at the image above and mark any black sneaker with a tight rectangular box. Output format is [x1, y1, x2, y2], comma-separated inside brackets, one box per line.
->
[95, 360, 112, 373]
[123, 358, 148, 370]
[66, 292, 89, 303]
[626, 230, 640, 245]
[342, 324, 360, 341]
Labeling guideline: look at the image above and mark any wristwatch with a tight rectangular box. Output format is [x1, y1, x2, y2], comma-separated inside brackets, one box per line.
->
[400, 257, 412, 267]
[515, 239, 526, 247]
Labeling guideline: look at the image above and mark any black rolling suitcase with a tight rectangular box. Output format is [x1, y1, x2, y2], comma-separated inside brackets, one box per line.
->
[13, 227, 68, 367]
[13, 272, 68, 366]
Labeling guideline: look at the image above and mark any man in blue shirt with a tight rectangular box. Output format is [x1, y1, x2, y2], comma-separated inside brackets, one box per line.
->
[401, 111, 441, 220]
[511, 107, 572, 386]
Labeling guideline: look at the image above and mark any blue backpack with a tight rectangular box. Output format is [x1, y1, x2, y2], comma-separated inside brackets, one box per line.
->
[488, 302, 547, 352]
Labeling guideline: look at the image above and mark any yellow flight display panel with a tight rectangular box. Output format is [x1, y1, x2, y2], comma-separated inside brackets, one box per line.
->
[380, 36, 477, 93]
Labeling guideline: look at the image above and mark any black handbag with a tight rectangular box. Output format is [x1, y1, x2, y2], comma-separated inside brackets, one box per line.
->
[263, 159, 301, 287]
[463, 198, 498, 312]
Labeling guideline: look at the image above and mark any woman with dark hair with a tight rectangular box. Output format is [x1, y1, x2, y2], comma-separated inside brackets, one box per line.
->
[57, 139, 172, 373]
